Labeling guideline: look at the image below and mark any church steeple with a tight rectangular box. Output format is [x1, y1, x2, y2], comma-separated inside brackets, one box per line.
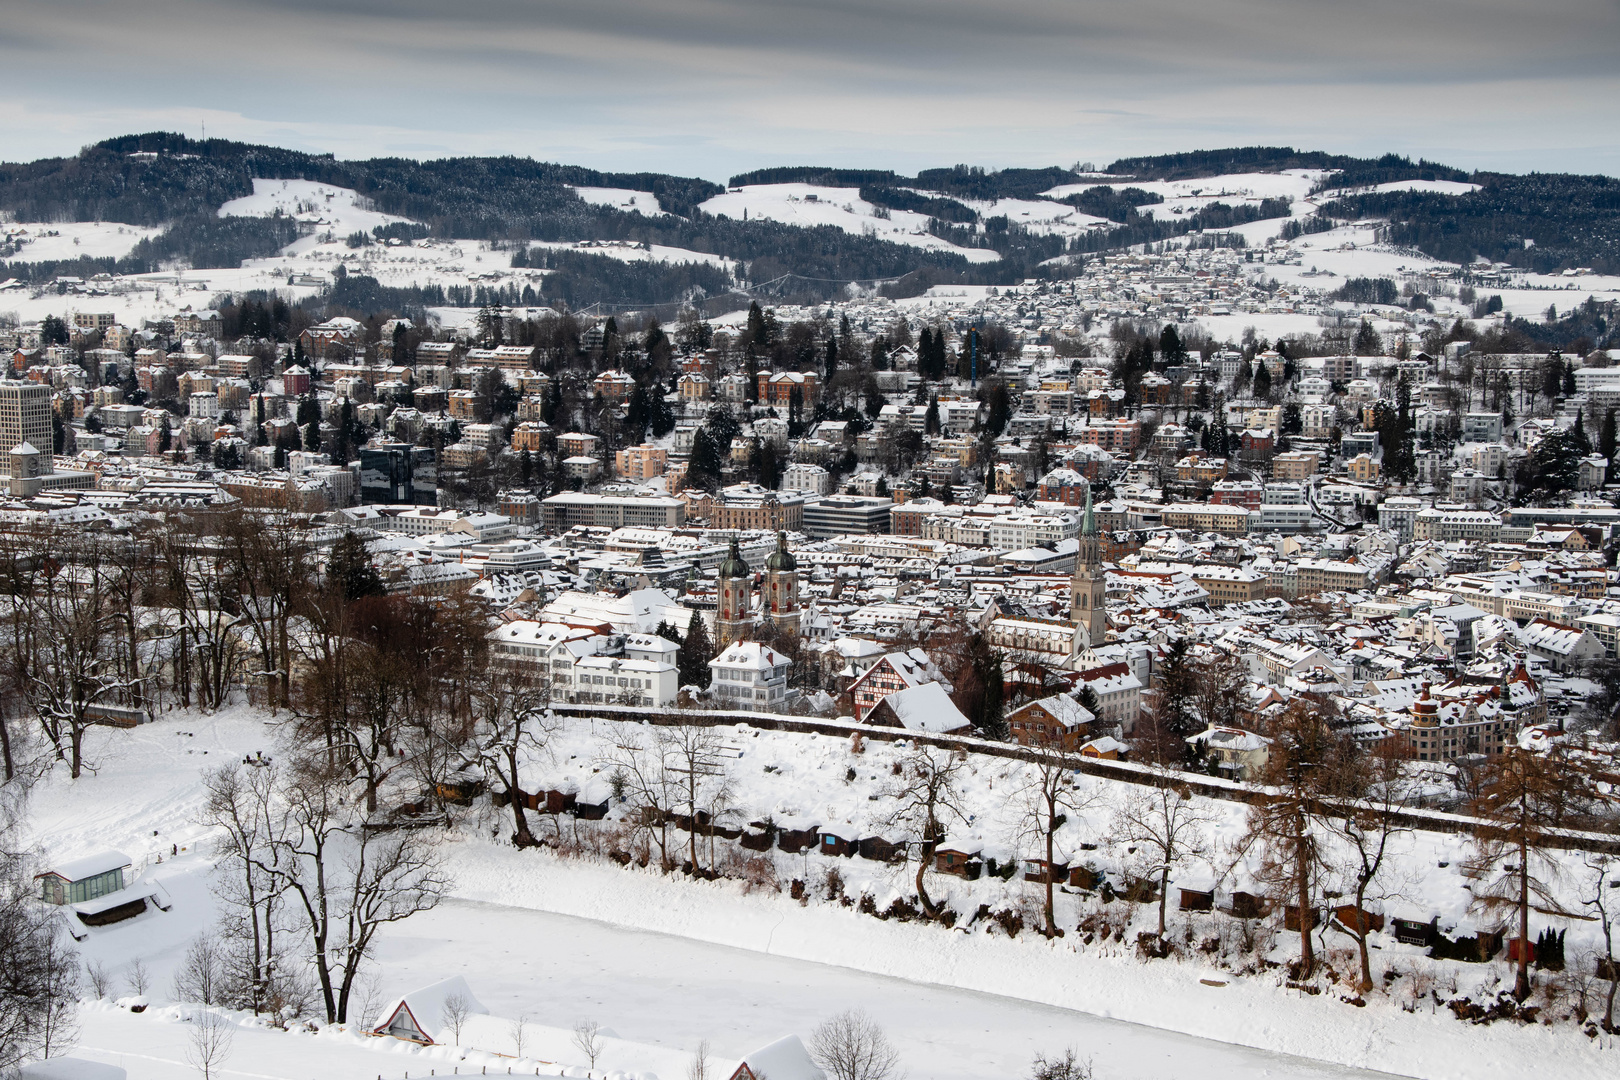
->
[716, 537, 753, 648]
[764, 531, 801, 637]
[1071, 483, 1107, 650]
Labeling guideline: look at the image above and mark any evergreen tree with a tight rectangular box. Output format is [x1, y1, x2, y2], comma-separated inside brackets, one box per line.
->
[925, 395, 941, 436]
[958, 631, 1006, 741]
[654, 619, 682, 643]
[1574, 411, 1591, 455]
[677, 610, 714, 688]
[158, 416, 173, 452]
[520, 448, 533, 484]
[650, 389, 676, 437]
[824, 337, 838, 379]
[918, 328, 935, 379]
[1353, 320, 1383, 356]
[304, 420, 321, 451]
[688, 428, 724, 489]
[1563, 360, 1577, 398]
[985, 381, 1012, 436]
[864, 377, 885, 419]
[1601, 409, 1617, 463]
[1542, 355, 1565, 405]
[329, 531, 385, 601]
[1252, 361, 1272, 400]
[870, 337, 890, 371]
[1158, 325, 1188, 366]
[744, 301, 768, 353]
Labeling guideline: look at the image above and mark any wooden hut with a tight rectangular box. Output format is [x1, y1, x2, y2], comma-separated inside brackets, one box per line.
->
[858, 835, 903, 863]
[935, 843, 983, 879]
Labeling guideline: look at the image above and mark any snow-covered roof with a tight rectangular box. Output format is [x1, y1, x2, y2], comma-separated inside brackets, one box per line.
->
[1187, 726, 1271, 752]
[711, 641, 790, 671]
[37, 849, 131, 882]
[373, 976, 488, 1044]
[874, 682, 970, 733]
[731, 1035, 827, 1080]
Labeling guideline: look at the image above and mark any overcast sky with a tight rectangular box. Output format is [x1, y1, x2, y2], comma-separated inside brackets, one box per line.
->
[4, 0, 1617, 179]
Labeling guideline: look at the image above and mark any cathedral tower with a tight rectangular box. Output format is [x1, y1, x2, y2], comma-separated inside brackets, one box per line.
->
[1071, 484, 1107, 647]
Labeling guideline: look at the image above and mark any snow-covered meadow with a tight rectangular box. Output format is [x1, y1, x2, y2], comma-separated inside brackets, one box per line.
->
[19, 707, 1620, 1080]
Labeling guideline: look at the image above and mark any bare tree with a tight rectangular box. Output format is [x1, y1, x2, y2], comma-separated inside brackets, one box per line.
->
[441, 991, 470, 1046]
[809, 1009, 900, 1080]
[1327, 748, 1411, 993]
[83, 959, 111, 1000]
[1240, 700, 1361, 980]
[1583, 854, 1620, 1032]
[172, 932, 226, 1005]
[219, 510, 307, 711]
[1466, 746, 1591, 1001]
[601, 727, 679, 871]
[1018, 750, 1099, 937]
[884, 746, 967, 921]
[1030, 1048, 1092, 1080]
[263, 755, 451, 1023]
[0, 782, 80, 1073]
[1109, 773, 1215, 942]
[687, 1039, 711, 1080]
[185, 1010, 235, 1080]
[473, 667, 558, 848]
[23, 532, 144, 778]
[510, 1013, 530, 1059]
[202, 762, 293, 1014]
[663, 723, 734, 875]
[572, 1018, 603, 1068]
[125, 957, 150, 997]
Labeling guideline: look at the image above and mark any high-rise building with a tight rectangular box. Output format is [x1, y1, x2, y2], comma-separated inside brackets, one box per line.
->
[0, 381, 54, 475]
[358, 442, 437, 505]
[1070, 485, 1107, 648]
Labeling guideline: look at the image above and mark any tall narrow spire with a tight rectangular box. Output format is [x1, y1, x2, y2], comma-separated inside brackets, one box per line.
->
[1081, 482, 1096, 537]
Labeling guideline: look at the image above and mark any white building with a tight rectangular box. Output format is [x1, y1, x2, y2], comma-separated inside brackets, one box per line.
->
[709, 641, 795, 712]
[782, 462, 831, 496]
[486, 621, 678, 707]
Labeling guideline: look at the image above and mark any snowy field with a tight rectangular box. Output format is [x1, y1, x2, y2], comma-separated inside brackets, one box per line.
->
[0, 221, 162, 262]
[698, 184, 1002, 264]
[19, 708, 1620, 1080]
[570, 186, 664, 213]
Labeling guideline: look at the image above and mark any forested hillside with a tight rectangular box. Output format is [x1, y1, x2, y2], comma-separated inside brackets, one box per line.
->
[4, 135, 1619, 302]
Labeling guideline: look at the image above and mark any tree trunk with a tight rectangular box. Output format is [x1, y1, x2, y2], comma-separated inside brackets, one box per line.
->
[1043, 822, 1056, 938]
[1516, 835, 1532, 1001]
[506, 746, 536, 847]
[69, 713, 84, 780]
[1355, 883, 1374, 993]
[0, 705, 13, 782]
[1295, 817, 1314, 978]
[1158, 864, 1170, 939]
[915, 840, 939, 920]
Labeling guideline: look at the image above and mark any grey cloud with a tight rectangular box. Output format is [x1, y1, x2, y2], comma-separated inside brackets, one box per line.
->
[0, 0, 1615, 177]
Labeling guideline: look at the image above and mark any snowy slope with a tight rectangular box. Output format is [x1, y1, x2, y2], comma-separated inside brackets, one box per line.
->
[699, 184, 1001, 264]
[0, 222, 162, 262]
[22, 708, 1620, 1080]
[1043, 170, 1326, 212]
